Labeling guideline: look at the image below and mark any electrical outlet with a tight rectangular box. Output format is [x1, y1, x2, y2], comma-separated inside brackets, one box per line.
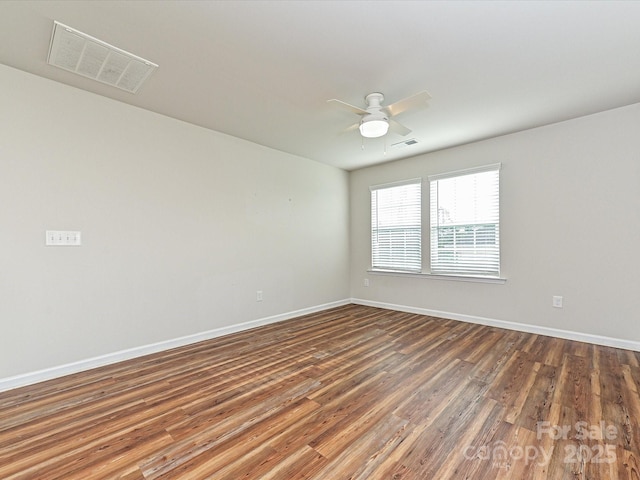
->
[364, 278, 369, 287]
[552, 296, 563, 308]
[256, 290, 263, 302]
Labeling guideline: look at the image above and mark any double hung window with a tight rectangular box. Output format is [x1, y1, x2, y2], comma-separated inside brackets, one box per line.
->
[429, 164, 500, 277]
[370, 179, 421, 272]
[370, 164, 501, 279]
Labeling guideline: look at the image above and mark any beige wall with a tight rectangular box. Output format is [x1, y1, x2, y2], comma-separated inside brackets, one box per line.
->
[3, 59, 639, 383]
[0, 64, 350, 379]
[350, 103, 640, 343]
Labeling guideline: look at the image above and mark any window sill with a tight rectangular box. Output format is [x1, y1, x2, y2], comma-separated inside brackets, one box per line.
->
[367, 269, 507, 284]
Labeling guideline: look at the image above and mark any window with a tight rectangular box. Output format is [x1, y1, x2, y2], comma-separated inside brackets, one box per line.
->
[429, 164, 500, 277]
[371, 179, 421, 272]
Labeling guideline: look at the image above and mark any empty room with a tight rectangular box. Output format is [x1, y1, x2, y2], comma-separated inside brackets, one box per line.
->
[1, 1, 640, 479]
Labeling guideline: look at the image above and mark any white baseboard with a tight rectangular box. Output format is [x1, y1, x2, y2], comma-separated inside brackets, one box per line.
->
[352, 298, 640, 352]
[0, 299, 351, 393]
[5, 297, 637, 393]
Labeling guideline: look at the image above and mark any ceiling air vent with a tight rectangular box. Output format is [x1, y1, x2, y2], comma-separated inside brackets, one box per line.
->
[47, 21, 158, 94]
[391, 138, 419, 148]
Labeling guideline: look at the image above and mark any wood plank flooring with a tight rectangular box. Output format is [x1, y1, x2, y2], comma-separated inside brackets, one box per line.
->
[1, 304, 640, 479]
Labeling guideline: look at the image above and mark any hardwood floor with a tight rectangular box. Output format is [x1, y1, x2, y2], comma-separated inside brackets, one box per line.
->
[1, 304, 639, 479]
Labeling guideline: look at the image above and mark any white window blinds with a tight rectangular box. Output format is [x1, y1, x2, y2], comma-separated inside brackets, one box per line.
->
[429, 164, 500, 277]
[371, 179, 421, 272]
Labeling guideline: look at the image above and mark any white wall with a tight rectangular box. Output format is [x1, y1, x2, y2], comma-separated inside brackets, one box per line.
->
[350, 103, 640, 344]
[3, 59, 639, 386]
[0, 64, 350, 380]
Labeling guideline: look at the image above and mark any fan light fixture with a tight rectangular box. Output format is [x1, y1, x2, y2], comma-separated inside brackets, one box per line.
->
[359, 116, 389, 138]
[328, 90, 431, 140]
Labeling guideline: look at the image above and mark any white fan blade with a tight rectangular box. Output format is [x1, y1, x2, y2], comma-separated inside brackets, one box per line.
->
[338, 122, 360, 135]
[384, 90, 431, 117]
[327, 98, 368, 116]
[389, 119, 411, 136]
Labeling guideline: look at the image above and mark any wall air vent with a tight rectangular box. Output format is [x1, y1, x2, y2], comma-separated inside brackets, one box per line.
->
[47, 21, 158, 94]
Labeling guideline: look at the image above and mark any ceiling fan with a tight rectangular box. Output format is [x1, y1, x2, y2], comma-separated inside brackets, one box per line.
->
[328, 90, 431, 139]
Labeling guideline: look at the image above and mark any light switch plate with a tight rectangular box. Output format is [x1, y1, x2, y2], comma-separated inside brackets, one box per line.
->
[46, 230, 82, 246]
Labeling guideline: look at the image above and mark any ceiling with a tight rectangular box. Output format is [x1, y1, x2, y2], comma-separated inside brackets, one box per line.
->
[2, 1, 640, 171]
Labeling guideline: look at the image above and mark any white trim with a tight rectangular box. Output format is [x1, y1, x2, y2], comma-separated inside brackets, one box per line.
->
[5, 297, 638, 393]
[351, 298, 640, 352]
[0, 299, 350, 393]
[369, 177, 422, 191]
[427, 162, 501, 182]
[368, 269, 507, 284]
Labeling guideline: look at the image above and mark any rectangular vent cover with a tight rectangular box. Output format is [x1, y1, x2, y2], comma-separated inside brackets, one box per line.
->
[47, 21, 158, 94]
[391, 138, 419, 148]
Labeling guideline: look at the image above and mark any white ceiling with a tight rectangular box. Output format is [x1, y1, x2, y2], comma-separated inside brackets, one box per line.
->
[2, 1, 640, 171]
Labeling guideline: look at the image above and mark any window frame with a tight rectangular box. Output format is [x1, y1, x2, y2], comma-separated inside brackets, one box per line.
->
[428, 163, 501, 278]
[370, 178, 422, 273]
[368, 164, 504, 283]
